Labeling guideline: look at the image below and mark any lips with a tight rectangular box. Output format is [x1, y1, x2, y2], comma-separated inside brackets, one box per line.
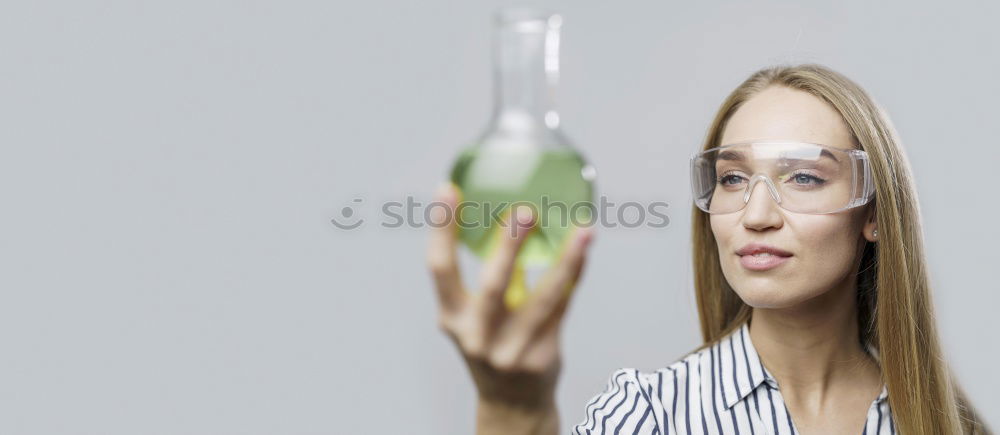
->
[736, 243, 793, 257]
[736, 243, 792, 271]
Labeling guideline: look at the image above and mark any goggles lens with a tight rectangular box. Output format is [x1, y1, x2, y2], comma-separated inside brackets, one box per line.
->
[690, 141, 875, 214]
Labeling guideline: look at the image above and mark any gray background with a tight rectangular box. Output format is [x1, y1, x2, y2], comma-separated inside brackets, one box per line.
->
[1, 0, 996, 434]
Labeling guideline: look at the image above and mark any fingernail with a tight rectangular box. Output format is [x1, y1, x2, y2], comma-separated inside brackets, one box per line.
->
[430, 204, 446, 226]
[515, 206, 534, 227]
[436, 182, 453, 201]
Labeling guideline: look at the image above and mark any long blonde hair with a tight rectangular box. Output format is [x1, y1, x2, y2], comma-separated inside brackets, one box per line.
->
[690, 64, 989, 434]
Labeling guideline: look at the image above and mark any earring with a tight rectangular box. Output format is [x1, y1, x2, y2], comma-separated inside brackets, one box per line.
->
[873, 229, 878, 238]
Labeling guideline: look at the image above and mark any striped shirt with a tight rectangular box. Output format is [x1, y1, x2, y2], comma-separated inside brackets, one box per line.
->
[572, 321, 895, 434]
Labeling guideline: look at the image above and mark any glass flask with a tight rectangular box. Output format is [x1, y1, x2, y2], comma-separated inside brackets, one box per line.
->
[448, 7, 597, 309]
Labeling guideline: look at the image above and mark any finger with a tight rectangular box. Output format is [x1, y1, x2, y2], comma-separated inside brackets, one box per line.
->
[426, 182, 465, 312]
[490, 226, 594, 368]
[476, 204, 536, 323]
[514, 225, 594, 335]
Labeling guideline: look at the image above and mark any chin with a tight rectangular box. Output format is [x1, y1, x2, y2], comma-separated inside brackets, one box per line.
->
[734, 291, 804, 309]
[720, 256, 802, 307]
[727, 275, 823, 309]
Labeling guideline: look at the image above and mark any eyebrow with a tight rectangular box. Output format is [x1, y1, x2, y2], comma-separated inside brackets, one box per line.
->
[717, 148, 841, 163]
[717, 150, 745, 162]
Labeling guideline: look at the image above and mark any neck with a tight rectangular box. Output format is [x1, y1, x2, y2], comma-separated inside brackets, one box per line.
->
[749, 274, 880, 409]
[491, 14, 559, 131]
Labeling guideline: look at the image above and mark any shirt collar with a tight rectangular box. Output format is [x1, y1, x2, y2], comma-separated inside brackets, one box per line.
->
[720, 320, 889, 410]
[720, 321, 772, 409]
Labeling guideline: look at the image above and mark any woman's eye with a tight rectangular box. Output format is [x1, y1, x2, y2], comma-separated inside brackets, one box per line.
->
[718, 174, 746, 186]
[789, 172, 826, 186]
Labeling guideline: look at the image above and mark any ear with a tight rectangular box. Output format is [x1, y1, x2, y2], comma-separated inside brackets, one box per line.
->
[862, 204, 878, 243]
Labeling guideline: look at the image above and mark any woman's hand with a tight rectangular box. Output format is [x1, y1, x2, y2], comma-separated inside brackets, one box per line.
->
[426, 182, 594, 434]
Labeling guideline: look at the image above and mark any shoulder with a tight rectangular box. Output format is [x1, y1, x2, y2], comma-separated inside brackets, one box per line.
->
[571, 347, 718, 434]
[570, 351, 708, 435]
[571, 367, 660, 434]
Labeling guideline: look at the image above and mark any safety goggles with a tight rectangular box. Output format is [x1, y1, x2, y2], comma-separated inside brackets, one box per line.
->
[690, 141, 876, 214]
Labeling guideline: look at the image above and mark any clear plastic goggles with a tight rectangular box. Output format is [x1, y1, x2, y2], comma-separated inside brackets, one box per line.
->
[690, 141, 876, 214]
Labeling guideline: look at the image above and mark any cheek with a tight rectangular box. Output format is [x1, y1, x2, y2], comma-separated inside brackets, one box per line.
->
[794, 217, 861, 268]
[708, 215, 737, 248]
[780, 219, 861, 300]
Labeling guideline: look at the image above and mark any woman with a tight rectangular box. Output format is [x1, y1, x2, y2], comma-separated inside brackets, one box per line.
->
[426, 64, 990, 434]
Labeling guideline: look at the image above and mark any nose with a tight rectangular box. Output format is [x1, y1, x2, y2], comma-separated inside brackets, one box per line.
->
[740, 175, 784, 231]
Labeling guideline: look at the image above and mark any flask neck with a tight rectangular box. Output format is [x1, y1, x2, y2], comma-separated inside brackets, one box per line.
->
[490, 11, 561, 132]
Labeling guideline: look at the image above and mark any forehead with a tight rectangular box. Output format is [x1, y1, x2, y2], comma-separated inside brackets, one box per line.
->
[719, 85, 857, 151]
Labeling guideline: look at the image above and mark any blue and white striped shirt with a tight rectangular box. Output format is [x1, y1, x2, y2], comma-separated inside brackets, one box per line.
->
[572, 321, 895, 434]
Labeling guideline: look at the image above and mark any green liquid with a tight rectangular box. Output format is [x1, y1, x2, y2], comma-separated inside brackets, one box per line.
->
[449, 146, 595, 266]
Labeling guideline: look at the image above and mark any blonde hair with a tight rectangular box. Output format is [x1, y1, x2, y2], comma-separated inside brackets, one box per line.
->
[689, 64, 989, 434]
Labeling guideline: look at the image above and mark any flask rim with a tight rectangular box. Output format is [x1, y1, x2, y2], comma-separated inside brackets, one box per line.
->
[493, 7, 561, 32]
